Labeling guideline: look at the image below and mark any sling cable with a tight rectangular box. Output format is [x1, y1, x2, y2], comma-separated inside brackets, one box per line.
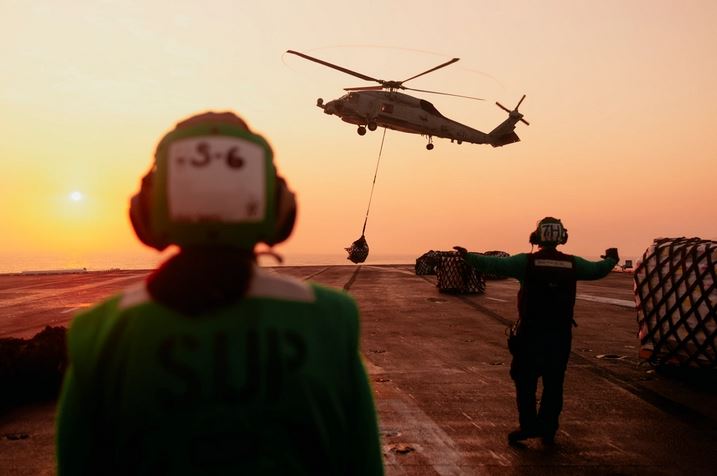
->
[345, 128, 387, 264]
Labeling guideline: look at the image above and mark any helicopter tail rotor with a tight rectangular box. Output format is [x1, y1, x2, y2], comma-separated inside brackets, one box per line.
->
[487, 95, 529, 147]
[496, 94, 529, 125]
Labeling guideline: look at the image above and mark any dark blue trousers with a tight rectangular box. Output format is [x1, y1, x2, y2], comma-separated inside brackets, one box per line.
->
[510, 330, 572, 436]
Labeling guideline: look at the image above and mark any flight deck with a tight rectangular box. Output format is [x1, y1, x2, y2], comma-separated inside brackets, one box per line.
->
[1, 266, 715, 475]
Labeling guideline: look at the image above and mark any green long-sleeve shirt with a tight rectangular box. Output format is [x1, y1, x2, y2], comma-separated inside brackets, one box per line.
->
[463, 251, 617, 283]
[56, 267, 383, 475]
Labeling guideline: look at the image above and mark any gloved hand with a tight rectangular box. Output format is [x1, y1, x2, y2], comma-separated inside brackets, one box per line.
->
[453, 246, 468, 257]
[601, 248, 619, 263]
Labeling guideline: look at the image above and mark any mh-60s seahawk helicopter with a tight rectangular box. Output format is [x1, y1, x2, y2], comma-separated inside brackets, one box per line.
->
[287, 50, 529, 150]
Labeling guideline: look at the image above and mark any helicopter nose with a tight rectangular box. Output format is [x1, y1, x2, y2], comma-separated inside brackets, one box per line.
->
[324, 100, 341, 115]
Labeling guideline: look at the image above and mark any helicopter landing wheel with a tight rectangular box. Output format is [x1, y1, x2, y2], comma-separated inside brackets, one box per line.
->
[457, 140, 462, 145]
[426, 143, 434, 150]
[367, 122, 377, 131]
[357, 126, 367, 136]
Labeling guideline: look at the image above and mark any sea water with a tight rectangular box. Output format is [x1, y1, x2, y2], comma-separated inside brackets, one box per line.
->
[0, 251, 419, 274]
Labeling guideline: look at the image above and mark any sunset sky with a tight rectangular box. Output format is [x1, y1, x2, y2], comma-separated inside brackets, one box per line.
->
[1, 0, 716, 271]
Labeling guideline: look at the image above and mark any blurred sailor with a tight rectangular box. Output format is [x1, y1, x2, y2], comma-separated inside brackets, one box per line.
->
[455, 217, 618, 445]
[56, 112, 384, 475]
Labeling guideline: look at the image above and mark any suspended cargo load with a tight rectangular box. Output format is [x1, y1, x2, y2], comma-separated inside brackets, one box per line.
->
[634, 237, 717, 368]
[436, 251, 486, 294]
[346, 235, 369, 264]
[415, 250, 441, 275]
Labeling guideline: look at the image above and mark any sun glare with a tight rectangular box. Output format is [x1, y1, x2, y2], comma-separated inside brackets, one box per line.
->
[69, 191, 83, 202]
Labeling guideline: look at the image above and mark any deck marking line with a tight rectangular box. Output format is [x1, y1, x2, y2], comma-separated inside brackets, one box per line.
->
[387, 398, 467, 476]
[361, 354, 385, 374]
[301, 267, 330, 281]
[485, 297, 508, 302]
[488, 449, 511, 467]
[576, 294, 634, 308]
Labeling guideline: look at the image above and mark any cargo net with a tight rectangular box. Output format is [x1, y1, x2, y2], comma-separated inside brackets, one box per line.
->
[634, 237, 717, 368]
[435, 251, 486, 294]
[415, 250, 441, 275]
[346, 235, 369, 264]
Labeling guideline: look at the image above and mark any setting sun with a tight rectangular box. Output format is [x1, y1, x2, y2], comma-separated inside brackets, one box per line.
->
[69, 191, 83, 202]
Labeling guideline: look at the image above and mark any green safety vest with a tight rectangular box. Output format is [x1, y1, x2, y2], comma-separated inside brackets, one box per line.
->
[56, 267, 384, 475]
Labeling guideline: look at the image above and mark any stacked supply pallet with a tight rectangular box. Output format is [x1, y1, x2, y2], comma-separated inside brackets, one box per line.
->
[415, 250, 441, 275]
[634, 237, 717, 368]
[436, 251, 486, 294]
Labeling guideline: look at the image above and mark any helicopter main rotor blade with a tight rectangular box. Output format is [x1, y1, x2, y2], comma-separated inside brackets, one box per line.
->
[404, 86, 484, 101]
[286, 50, 381, 84]
[344, 86, 384, 91]
[400, 58, 460, 84]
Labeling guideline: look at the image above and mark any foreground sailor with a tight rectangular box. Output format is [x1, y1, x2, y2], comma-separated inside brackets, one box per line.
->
[56, 112, 384, 475]
[455, 217, 618, 445]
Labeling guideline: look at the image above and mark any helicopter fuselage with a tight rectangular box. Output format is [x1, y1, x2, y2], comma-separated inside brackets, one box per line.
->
[288, 49, 527, 149]
[318, 91, 493, 145]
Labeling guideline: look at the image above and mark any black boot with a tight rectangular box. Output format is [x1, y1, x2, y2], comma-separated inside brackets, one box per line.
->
[508, 427, 541, 444]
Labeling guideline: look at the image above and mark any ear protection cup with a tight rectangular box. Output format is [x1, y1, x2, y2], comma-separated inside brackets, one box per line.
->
[129, 171, 170, 251]
[529, 229, 540, 245]
[265, 175, 297, 246]
[529, 217, 568, 246]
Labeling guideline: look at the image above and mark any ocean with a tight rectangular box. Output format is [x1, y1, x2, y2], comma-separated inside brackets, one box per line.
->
[0, 252, 420, 274]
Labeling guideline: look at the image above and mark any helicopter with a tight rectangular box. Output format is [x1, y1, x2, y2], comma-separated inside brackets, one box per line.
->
[287, 50, 529, 150]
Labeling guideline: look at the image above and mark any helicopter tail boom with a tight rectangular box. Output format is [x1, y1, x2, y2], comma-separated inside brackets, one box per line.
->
[488, 130, 521, 147]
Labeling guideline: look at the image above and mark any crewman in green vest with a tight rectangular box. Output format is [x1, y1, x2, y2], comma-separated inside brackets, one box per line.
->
[56, 112, 384, 475]
[456, 217, 618, 445]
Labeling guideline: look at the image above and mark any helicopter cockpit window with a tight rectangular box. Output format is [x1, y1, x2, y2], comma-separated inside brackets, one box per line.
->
[419, 99, 444, 117]
[348, 93, 359, 103]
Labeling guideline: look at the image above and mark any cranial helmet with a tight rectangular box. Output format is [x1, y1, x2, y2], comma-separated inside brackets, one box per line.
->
[529, 216, 568, 246]
[129, 111, 296, 251]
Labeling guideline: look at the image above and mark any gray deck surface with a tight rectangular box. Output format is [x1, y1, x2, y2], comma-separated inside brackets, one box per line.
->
[1, 266, 715, 475]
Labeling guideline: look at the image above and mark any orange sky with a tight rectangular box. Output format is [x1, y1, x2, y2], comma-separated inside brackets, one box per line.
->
[1, 1, 716, 271]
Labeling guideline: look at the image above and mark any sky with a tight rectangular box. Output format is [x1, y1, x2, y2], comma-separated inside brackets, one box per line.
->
[1, 0, 716, 271]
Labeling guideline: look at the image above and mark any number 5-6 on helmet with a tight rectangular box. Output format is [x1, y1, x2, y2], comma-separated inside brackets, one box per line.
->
[129, 112, 297, 251]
